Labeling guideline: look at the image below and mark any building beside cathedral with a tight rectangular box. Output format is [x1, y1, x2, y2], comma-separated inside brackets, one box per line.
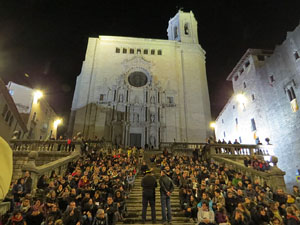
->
[215, 24, 300, 187]
[69, 10, 211, 148]
[7, 82, 58, 140]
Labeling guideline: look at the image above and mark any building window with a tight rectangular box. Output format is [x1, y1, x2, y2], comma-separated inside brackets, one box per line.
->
[285, 84, 298, 112]
[233, 105, 235, 109]
[287, 86, 296, 101]
[245, 61, 250, 68]
[251, 118, 257, 131]
[116, 48, 120, 53]
[184, 23, 189, 35]
[174, 26, 178, 39]
[269, 75, 275, 84]
[243, 82, 247, 88]
[9, 116, 14, 127]
[99, 94, 105, 101]
[167, 96, 174, 104]
[222, 119, 224, 124]
[252, 94, 255, 101]
[235, 118, 238, 125]
[123, 48, 127, 54]
[130, 49, 134, 54]
[234, 75, 238, 82]
[144, 49, 148, 54]
[223, 131, 226, 138]
[257, 55, 265, 61]
[28, 128, 33, 138]
[294, 51, 300, 60]
[32, 112, 37, 121]
[240, 68, 244, 75]
[137, 49, 141, 54]
[158, 50, 162, 55]
[151, 49, 155, 55]
[2, 104, 8, 117]
[5, 111, 11, 122]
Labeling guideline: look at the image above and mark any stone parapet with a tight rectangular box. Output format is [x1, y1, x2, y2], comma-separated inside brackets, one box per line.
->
[22, 151, 81, 193]
[211, 155, 286, 191]
[0, 202, 10, 216]
[165, 142, 286, 191]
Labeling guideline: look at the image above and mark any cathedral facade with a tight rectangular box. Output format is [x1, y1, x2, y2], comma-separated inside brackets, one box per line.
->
[69, 10, 211, 148]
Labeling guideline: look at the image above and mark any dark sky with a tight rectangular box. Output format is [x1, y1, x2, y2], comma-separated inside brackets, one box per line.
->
[0, 0, 300, 122]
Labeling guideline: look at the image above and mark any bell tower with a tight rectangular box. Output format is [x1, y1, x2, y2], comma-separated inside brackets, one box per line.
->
[167, 10, 199, 44]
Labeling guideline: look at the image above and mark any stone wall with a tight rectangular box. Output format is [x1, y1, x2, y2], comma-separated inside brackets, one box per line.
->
[12, 151, 69, 182]
[215, 24, 300, 188]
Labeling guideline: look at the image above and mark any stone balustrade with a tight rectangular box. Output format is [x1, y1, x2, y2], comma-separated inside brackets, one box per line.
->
[208, 143, 274, 156]
[84, 140, 113, 150]
[0, 201, 10, 216]
[162, 142, 285, 191]
[10, 140, 81, 181]
[161, 142, 274, 157]
[10, 139, 78, 152]
[22, 150, 81, 192]
[160, 142, 206, 156]
[211, 155, 286, 191]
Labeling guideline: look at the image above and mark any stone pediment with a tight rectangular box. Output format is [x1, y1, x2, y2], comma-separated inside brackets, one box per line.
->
[122, 55, 153, 72]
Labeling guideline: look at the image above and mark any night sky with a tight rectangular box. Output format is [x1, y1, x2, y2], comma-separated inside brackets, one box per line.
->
[1, 0, 300, 126]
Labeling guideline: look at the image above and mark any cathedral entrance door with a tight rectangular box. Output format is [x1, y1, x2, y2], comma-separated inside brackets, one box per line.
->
[130, 133, 141, 148]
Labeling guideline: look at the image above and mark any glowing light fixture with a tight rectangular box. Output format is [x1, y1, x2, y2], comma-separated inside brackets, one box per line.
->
[53, 118, 62, 129]
[236, 94, 247, 104]
[33, 90, 43, 104]
[210, 122, 216, 129]
[236, 93, 247, 110]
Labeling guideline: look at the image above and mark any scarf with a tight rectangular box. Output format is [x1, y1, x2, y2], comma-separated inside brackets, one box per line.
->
[11, 215, 23, 225]
[287, 215, 299, 221]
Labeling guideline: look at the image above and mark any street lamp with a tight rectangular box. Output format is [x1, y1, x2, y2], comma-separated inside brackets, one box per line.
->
[53, 118, 62, 139]
[210, 122, 216, 129]
[33, 90, 43, 104]
[54, 118, 62, 129]
[210, 121, 216, 141]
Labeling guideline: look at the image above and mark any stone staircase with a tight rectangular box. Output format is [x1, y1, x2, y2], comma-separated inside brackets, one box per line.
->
[118, 151, 195, 225]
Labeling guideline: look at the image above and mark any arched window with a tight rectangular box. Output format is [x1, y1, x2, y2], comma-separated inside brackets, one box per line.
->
[5, 111, 11, 122]
[9, 116, 14, 127]
[291, 86, 296, 100]
[287, 87, 296, 101]
[184, 23, 189, 35]
[2, 104, 8, 117]
[174, 26, 178, 39]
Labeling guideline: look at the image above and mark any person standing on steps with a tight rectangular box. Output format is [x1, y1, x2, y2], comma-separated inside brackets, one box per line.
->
[160, 169, 174, 225]
[141, 169, 157, 224]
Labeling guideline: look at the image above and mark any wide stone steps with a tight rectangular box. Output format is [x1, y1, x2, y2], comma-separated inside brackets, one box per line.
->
[117, 152, 193, 224]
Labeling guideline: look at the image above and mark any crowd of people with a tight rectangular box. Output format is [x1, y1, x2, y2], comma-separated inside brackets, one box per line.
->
[151, 153, 300, 225]
[2, 147, 139, 225]
[243, 156, 271, 172]
[2, 143, 300, 225]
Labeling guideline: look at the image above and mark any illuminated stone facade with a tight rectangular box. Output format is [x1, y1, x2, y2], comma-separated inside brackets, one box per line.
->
[0, 79, 27, 142]
[7, 82, 58, 140]
[69, 10, 211, 148]
[215, 24, 300, 187]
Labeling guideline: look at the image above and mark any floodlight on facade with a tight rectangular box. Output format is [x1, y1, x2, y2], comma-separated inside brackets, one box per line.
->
[210, 122, 216, 129]
[236, 93, 247, 110]
[33, 90, 43, 104]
